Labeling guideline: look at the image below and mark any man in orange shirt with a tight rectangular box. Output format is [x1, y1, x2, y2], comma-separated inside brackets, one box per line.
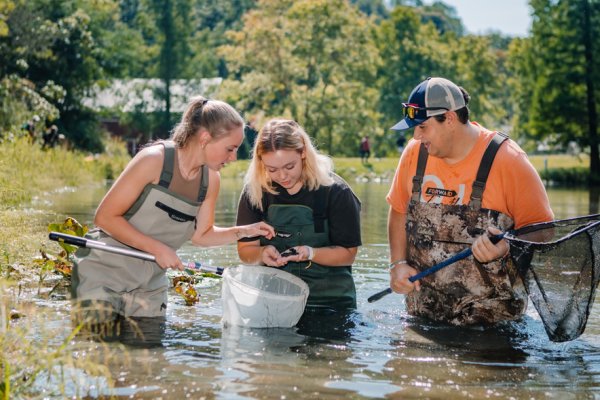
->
[386, 77, 554, 326]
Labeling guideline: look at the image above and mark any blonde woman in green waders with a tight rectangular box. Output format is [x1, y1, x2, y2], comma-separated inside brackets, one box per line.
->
[236, 119, 362, 312]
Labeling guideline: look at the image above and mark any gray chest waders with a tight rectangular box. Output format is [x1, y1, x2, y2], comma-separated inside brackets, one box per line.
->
[259, 187, 357, 309]
[406, 133, 527, 326]
[71, 142, 209, 319]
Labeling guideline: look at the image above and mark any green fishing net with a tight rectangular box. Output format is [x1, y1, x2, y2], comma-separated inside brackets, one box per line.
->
[506, 214, 600, 342]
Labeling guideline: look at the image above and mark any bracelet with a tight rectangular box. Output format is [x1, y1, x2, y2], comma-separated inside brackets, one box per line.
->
[389, 259, 407, 270]
[305, 246, 314, 261]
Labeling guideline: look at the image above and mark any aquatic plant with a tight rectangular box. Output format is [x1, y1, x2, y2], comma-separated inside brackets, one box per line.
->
[31, 218, 89, 296]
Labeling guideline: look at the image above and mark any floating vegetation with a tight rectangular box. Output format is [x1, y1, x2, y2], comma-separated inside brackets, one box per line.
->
[174, 281, 200, 306]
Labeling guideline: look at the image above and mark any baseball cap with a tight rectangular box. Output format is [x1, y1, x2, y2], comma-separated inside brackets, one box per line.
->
[390, 77, 466, 131]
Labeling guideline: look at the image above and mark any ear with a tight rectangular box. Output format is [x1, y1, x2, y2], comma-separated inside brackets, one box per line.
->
[198, 130, 212, 146]
[445, 110, 457, 125]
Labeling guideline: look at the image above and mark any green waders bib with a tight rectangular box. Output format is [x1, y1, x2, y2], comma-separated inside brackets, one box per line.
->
[259, 187, 357, 309]
[71, 142, 208, 320]
[405, 133, 527, 326]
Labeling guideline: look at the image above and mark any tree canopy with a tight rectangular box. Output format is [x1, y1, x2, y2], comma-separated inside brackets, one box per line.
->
[218, 0, 381, 155]
[0, 0, 597, 180]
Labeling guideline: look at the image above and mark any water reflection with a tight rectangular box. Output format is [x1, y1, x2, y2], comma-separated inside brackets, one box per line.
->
[295, 307, 361, 342]
[33, 179, 600, 398]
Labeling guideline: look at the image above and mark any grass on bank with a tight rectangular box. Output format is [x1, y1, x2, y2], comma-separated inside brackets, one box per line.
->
[0, 136, 130, 208]
[0, 137, 130, 265]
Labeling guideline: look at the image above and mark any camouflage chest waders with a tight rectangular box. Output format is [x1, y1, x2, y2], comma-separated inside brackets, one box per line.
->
[405, 133, 527, 325]
[72, 142, 208, 319]
[260, 187, 357, 309]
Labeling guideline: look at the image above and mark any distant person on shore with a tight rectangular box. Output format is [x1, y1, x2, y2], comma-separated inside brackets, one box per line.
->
[72, 97, 275, 330]
[386, 77, 553, 326]
[236, 118, 362, 311]
[42, 122, 59, 149]
[359, 135, 371, 164]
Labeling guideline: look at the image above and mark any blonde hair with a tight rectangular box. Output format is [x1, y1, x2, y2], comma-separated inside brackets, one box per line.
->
[170, 96, 244, 147]
[244, 118, 334, 211]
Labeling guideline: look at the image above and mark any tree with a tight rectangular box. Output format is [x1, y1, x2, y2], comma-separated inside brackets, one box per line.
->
[147, 0, 192, 137]
[376, 5, 502, 137]
[350, 0, 389, 19]
[218, 0, 381, 156]
[420, 1, 464, 36]
[508, 0, 599, 183]
[183, 0, 257, 79]
[0, 0, 148, 150]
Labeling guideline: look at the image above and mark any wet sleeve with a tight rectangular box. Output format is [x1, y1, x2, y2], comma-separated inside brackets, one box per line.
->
[327, 180, 362, 248]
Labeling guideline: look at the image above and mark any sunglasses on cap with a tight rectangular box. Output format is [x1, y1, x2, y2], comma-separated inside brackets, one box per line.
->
[402, 103, 449, 120]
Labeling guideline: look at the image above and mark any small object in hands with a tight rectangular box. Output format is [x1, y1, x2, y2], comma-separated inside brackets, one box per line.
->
[276, 230, 293, 238]
[280, 247, 298, 257]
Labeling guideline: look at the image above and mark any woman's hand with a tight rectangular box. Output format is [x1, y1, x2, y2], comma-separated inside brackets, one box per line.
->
[261, 245, 287, 267]
[236, 222, 275, 240]
[153, 243, 184, 271]
[472, 226, 508, 264]
[277, 245, 311, 264]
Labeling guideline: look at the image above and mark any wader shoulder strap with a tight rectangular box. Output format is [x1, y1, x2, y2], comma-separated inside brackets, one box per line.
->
[411, 143, 429, 202]
[158, 141, 175, 188]
[469, 132, 509, 210]
[313, 185, 330, 233]
[197, 165, 209, 203]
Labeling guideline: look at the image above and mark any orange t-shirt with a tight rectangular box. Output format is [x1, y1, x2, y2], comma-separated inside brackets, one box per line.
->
[386, 126, 554, 229]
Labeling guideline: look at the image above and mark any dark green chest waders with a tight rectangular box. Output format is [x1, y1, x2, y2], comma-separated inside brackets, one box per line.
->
[405, 132, 527, 326]
[259, 186, 357, 309]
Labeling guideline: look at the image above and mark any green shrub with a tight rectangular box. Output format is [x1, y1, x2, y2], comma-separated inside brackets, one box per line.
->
[540, 167, 590, 187]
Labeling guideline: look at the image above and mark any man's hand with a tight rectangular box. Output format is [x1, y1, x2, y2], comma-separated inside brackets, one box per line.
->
[390, 262, 421, 294]
[471, 226, 508, 264]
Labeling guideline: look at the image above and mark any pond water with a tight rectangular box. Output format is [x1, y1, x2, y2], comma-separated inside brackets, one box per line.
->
[31, 178, 600, 399]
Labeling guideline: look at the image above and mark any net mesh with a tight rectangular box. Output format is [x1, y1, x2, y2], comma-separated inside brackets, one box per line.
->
[505, 214, 600, 342]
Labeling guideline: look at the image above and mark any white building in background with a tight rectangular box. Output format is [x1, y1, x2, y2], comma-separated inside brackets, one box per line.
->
[84, 78, 222, 113]
[83, 78, 222, 154]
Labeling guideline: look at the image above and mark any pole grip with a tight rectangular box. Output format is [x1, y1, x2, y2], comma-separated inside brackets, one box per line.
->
[49, 232, 88, 247]
[367, 288, 392, 303]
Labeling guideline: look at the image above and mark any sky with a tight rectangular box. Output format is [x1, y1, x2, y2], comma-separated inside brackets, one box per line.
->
[432, 0, 533, 37]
